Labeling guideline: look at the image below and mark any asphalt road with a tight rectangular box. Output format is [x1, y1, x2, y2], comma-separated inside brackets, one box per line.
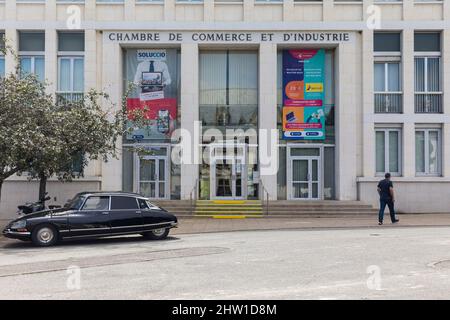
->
[1, 227, 450, 299]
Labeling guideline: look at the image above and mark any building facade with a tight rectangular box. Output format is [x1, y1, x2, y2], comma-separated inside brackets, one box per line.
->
[0, 0, 449, 217]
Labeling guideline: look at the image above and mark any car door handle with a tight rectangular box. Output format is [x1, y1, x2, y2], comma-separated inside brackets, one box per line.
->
[135, 210, 142, 214]
[101, 212, 109, 215]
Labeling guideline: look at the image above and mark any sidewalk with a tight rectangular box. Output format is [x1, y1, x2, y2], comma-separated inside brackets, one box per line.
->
[2, 214, 450, 242]
[170, 214, 450, 235]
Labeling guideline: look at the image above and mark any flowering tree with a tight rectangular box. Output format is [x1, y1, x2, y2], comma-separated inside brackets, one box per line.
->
[0, 42, 147, 202]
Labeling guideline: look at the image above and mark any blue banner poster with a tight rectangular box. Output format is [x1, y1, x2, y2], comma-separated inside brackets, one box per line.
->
[282, 49, 325, 140]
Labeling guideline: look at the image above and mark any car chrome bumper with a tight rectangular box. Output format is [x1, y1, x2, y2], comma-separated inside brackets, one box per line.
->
[2, 229, 31, 239]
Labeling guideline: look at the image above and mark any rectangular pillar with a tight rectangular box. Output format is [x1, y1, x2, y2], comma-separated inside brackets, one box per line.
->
[335, 41, 358, 200]
[204, 0, 214, 22]
[402, 29, 415, 177]
[180, 43, 199, 200]
[4, 28, 17, 75]
[362, 29, 375, 177]
[259, 43, 278, 200]
[100, 41, 123, 191]
[283, 0, 294, 21]
[442, 29, 450, 177]
[164, 0, 175, 21]
[44, 29, 57, 95]
[323, 0, 334, 21]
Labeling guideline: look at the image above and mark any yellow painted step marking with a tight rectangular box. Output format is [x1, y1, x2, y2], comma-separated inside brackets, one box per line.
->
[192, 215, 263, 219]
[213, 215, 246, 219]
[212, 200, 246, 205]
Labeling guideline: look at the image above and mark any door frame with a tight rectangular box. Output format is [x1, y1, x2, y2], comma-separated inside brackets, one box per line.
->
[287, 144, 324, 201]
[209, 143, 247, 200]
[133, 144, 170, 200]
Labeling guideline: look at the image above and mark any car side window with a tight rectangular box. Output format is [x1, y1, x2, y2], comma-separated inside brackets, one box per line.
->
[81, 196, 110, 211]
[111, 196, 139, 210]
[137, 198, 149, 210]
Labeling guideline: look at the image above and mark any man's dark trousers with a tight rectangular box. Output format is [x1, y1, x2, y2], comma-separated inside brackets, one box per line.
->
[379, 199, 396, 223]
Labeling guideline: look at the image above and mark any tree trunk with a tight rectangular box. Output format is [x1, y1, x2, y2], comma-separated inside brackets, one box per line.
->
[38, 172, 47, 202]
[0, 180, 3, 202]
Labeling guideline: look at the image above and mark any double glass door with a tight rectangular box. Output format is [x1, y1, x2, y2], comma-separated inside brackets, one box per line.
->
[211, 158, 244, 199]
[138, 156, 168, 199]
[290, 156, 321, 200]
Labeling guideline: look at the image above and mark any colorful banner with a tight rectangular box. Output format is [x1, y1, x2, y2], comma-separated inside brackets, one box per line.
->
[282, 49, 325, 140]
[125, 48, 178, 140]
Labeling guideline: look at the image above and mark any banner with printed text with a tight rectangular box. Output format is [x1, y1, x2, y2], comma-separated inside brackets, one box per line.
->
[282, 49, 325, 140]
[125, 49, 178, 140]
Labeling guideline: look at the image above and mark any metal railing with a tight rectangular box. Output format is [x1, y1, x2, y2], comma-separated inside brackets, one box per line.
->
[374, 93, 403, 113]
[415, 93, 443, 113]
[259, 179, 270, 216]
[189, 178, 199, 215]
[56, 92, 84, 105]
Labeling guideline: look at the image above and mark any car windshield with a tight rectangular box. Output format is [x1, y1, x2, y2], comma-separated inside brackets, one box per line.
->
[146, 200, 160, 210]
[64, 195, 86, 210]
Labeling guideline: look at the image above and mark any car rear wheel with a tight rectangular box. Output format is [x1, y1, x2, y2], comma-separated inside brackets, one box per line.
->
[142, 228, 169, 240]
[31, 224, 58, 247]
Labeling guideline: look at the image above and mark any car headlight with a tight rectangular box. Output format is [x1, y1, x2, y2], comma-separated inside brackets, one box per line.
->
[11, 220, 26, 229]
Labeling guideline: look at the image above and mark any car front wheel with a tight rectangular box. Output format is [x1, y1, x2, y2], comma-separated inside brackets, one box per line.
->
[31, 224, 58, 247]
[142, 228, 170, 240]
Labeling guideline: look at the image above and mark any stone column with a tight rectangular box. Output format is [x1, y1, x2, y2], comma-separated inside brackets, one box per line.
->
[442, 29, 450, 177]
[101, 40, 123, 191]
[362, 29, 375, 177]
[124, 0, 136, 21]
[335, 39, 358, 200]
[180, 43, 200, 200]
[243, 0, 254, 21]
[259, 43, 278, 200]
[283, 0, 294, 22]
[402, 29, 415, 177]
[322, 0, 334, 21]
[204, 0, 214, 22]
[165, 0, 175, 21]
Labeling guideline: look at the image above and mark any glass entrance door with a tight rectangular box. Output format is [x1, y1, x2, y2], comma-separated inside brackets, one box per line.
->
[138, 157, 168, 199]
[211, 158, 244, 199]
[290, 157, 321, 200]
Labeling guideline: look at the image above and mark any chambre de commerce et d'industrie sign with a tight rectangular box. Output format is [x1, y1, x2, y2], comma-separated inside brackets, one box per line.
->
[106, 31, 353, 44]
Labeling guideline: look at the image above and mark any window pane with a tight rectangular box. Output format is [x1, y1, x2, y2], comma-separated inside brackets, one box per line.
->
[137, 198, 149, 210]
[374, 63, 385, 92]
[0, 58, 4, 77]
[19, 31, 45, 52]
[376, 131, 385, 173]
[110, 196, 139, 210]
[82, 196, 109, 211]
[428, 131, 439, 174]
[228, 51, 258, 105]
[414, 58, 425, 92]
[199, 51, 227, 105]
[73, 58, 84, 91]
[20, 57, 32, 76]
[414, 32, 441, 52]
[415, 131, 425, 173]
[387, 63, 400, 92]
[58, 58, 71, 91]
[427, 58, 440, 92]
[58, 32, 85, 51]
[34, 56, 45, 82]
[389, 131, 399, 173]
[374, 33, 401, 52]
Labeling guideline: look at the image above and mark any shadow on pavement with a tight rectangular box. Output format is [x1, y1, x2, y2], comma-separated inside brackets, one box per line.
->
[1, 235, 180, 250]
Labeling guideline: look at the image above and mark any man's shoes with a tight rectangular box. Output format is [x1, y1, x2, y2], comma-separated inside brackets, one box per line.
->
[378, 222, 383, 225]
[392, 219, 400, 224]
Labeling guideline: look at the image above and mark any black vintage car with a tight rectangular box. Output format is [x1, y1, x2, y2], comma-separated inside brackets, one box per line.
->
[2, 192, 178, 247]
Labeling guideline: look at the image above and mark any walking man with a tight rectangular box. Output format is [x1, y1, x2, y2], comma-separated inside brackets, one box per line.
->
[377, 173, 399, 225]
